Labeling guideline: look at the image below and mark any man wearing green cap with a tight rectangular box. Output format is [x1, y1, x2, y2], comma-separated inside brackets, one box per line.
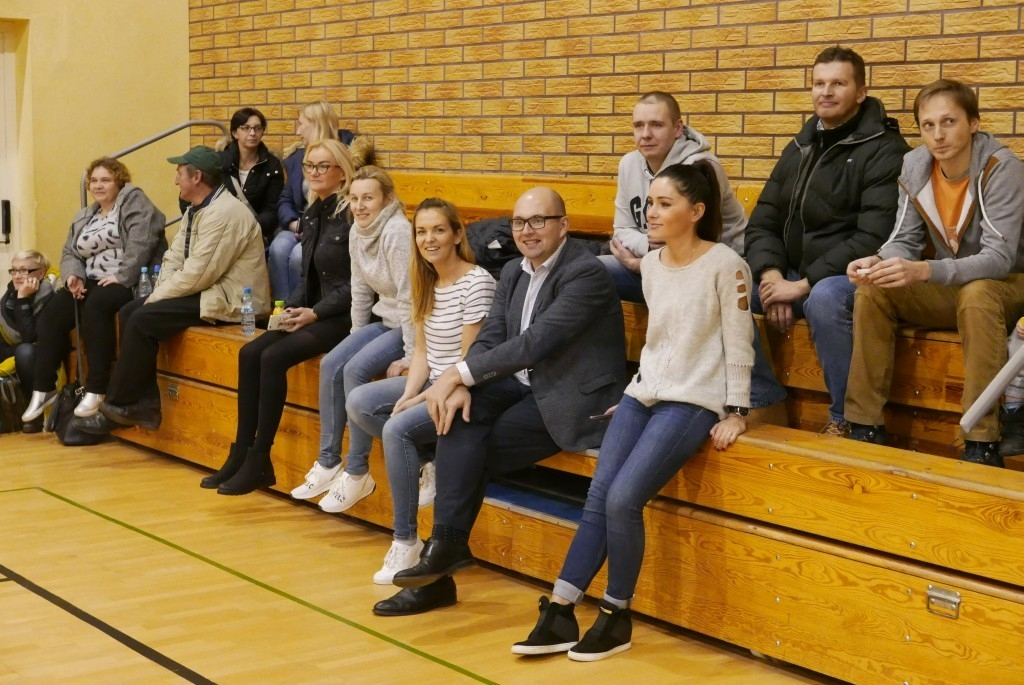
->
[74, 145, 270, 433]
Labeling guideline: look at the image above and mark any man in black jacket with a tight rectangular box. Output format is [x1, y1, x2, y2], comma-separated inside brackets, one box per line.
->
[744, 45, 909, 435]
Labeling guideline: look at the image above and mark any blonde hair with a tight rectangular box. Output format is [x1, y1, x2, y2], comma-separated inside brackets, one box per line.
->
[348, 136, 376, 170]
[304, 138, 355, 218]
[410, 198, 474, 324]
[350, 165, 395, 206]
[11, 249, 50, 273]
[284, 102, 340, 158]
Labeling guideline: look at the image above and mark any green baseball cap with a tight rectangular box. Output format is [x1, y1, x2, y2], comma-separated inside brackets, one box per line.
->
[167, 145, 221, 176]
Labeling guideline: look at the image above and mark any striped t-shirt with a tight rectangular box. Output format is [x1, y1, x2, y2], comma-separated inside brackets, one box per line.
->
[425, 264, 496, 380]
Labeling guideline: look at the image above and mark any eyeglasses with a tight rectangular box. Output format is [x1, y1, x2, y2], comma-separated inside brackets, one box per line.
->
[302, 162, 341, 175]
[510, 215, 564, 232]
[238, 124, 264, 135]
[8, 267, 43, 275]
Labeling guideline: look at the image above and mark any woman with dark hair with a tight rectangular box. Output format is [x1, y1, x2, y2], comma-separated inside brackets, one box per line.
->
[21, 157, 166, 424]
[346, 198, 495, 583]
[219, 107, 284, 246]
[512, 160, 754, 661]
[210, 138, 357, 495]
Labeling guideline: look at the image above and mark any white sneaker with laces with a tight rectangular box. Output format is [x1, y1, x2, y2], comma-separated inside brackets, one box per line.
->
[290, 462, 341, 500]
[74, 392, 105, 418]
[373, 538, 425, 584]
[319, 471, 375, 513]
[418, 461, 436, 509]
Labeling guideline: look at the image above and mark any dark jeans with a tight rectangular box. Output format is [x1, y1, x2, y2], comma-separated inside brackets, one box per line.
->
[107, 295, 207, 407]
[31, 281, 133, 392]
[235, 317, 349, 452]
[11, 343, 35, 392]
[433, 376, 561, 534]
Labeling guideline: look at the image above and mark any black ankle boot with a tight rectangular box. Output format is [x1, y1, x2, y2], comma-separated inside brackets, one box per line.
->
[200, 442, 249, 489]
[217, 448, 277, 495]
[962, 440, 1004, 468]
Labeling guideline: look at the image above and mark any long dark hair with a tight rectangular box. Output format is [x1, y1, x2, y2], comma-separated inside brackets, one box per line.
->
[654, 160, 722, 243]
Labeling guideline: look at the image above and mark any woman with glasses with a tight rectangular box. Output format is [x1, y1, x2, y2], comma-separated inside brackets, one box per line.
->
[346, 198, 495, 583]
[1, 250, 56, 433]
[218, 107, 284, 246]
[209, 139, 358, 495]
[21, 158, 166, 425]
[291, 165, 414, 514]
[271, 102, 362, 300]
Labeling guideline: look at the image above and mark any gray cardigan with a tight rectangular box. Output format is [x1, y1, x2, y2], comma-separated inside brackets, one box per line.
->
[61, 183, 167, 288]
[880, 131, 1024, 285]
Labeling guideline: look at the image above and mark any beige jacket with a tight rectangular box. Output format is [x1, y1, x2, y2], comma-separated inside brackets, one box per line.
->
[150, 186, 270, 322]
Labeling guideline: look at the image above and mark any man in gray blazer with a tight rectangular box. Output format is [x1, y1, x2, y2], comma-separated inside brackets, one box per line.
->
[373, 186, 628, 616]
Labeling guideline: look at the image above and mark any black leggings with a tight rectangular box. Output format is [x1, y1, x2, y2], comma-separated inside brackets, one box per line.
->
[235, 316, 350, 451]
[32, 281, 133, 392]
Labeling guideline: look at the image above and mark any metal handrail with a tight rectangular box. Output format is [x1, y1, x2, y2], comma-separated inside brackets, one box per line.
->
[79, 119, 228, 210]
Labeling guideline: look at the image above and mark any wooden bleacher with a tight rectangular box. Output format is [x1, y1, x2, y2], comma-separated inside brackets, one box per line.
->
[113, 176, 1024, 685]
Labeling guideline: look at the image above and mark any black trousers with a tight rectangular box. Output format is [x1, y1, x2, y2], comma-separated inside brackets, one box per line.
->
[31, 281, 133, 393]
[107, 295, 207, 406]
[235, 317, 350, 452]
[433, 376, 561, 533]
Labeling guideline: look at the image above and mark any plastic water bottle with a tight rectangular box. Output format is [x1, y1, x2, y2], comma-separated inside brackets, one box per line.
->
[136, 266, 153, 299]
[241, 287, 256, 336]
[153, 264, 161, 280]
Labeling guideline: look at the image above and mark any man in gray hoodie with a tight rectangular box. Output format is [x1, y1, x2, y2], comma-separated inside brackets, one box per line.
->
[603, 91, 747, 302]
[845, 79, 1024, 467]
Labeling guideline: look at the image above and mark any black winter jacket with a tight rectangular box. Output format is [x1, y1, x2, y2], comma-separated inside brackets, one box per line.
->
[285, 194, 352, 323]
[220, 141, 284, 245]
[744, 97, 910, 285]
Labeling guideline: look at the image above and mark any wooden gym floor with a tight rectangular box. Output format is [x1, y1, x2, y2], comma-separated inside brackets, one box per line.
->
[0, 433, 845, 684]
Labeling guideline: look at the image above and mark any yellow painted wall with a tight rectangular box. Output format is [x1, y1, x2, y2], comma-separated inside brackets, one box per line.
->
[0, 0, 189, 266]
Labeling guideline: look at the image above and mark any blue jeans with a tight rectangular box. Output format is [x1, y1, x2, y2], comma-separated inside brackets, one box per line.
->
[268, 230, 302, 301]
[751, 272, 855, 423]
[317, 323, 404, 472]
[554, 394, 717, 604]
[598, 254, 645, 303]
[347, 376, 436, 541]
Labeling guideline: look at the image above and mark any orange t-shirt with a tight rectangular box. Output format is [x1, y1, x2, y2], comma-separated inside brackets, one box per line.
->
[931, 160, 969, 253]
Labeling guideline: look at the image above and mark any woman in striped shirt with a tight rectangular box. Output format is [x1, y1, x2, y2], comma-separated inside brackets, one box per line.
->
[347, 198, 495, 584]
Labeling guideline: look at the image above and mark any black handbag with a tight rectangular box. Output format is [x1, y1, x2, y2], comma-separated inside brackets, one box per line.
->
[0, 371, 27, 433]
[45, 302, 104, 446]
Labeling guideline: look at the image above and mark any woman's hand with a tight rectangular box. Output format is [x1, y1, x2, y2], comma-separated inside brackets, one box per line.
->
[387, 359, 410, 378]
[392, 390, 426, 415]
[280, 307, 317, 332]
[66, 275, 87, 300]
[16, 275, 40, 298]
[97, 276, 120, 287]
[710, 414, 746, 450]
[609, 237, 642, 273]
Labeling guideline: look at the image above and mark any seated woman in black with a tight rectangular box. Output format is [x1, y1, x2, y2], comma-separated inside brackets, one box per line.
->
[218, 106, 284, 246]
[204, 138, 356, 495]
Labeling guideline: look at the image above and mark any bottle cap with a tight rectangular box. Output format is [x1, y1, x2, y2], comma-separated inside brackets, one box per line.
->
[141, 266, 148, 273]
[243, 287, 252, 293]
[275, 300, 284, 307]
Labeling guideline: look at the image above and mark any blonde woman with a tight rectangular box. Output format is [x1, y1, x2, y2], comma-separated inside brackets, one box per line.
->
[347, 198, 495, 583]
[212, 139, 356, 495]
[291, 166, 414, 513]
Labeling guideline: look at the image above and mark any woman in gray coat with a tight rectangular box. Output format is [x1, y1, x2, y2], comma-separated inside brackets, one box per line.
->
[21, 157, 166, 423]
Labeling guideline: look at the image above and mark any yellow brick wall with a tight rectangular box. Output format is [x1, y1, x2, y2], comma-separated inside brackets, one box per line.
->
[188, 0, 1023, 182]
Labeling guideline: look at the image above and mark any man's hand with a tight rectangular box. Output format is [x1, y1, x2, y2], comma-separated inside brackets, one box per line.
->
[609, 237, 642, 273]
[66, 275, 87, 300]
[759, 277, 809, 307]
[847, 255, 882, 285]
[865, 257, 930, 288]
[425, 366, 464, 431]
[433, 386, 472, 435]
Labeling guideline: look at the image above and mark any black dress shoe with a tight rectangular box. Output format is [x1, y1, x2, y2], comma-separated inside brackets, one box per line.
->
[72, 413, 119, 435]
[392, 538, 473, 589]
[99, 401, 162, 430]
[373, 576, 457, 616]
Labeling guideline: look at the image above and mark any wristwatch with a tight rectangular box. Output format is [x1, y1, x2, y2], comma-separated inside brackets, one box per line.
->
[725, 405, 749, 417]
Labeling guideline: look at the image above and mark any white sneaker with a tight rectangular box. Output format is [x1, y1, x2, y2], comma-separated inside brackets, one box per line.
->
[373, 538, 425, 585]
[319, 472, 375, 513]
[418, 461, 436, 509]
[290, 462, 341, 500]
[73, 392, 105, 418]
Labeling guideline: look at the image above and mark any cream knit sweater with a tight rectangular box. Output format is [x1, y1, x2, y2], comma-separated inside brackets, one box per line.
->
[626, 242, 754, 417]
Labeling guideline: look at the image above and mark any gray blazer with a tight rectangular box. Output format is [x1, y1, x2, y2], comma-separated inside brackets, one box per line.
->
[464, 238, 628, 452]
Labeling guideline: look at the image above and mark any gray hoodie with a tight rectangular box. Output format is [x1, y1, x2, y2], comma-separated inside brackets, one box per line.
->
[880, 131, 1024, 286]
[613, 126, 747, 256]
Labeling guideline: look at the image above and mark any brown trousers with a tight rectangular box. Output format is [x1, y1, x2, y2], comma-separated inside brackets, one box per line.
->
[845, 275, 1024, 442]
